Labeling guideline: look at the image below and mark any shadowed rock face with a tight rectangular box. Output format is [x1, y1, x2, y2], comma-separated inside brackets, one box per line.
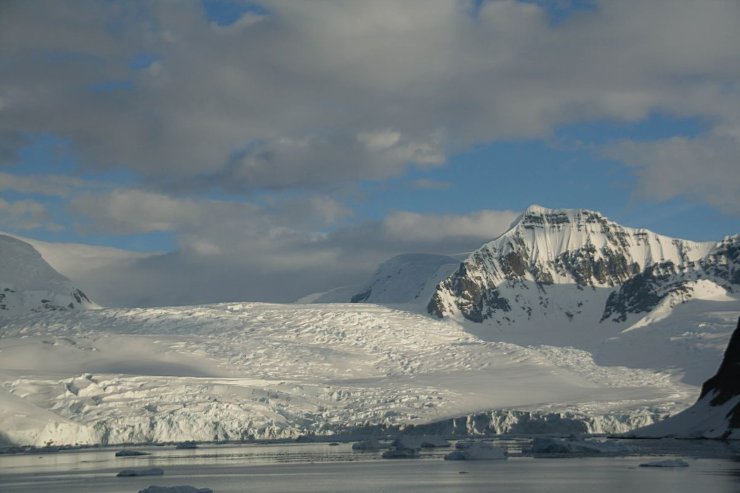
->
[699, 317, 740, 428]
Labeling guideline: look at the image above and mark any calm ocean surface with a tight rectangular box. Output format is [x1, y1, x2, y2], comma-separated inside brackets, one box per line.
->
[1, 440, 739, 493]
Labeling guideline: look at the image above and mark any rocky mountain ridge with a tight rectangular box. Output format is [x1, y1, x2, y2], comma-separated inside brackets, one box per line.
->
[427, 205, 736, 325]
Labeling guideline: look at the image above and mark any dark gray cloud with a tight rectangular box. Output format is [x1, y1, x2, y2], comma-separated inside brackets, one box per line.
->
[2, 0, 739, 198]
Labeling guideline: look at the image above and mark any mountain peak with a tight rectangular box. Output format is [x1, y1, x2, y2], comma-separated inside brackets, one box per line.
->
[516, 204, 606, 226]
[428, 207, 725, 324]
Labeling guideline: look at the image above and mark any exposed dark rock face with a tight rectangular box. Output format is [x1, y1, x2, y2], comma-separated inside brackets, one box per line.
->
[601, 235, 740, 323]
[601, 262, 684, 322]
[350, 289, 372, 303]
[428, 206, 736, 324]
[699, 317, 740, 428]
[699, 236, 740, 287]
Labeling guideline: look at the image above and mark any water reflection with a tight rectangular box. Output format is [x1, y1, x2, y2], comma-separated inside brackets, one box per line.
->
[0, 439, 738, 493]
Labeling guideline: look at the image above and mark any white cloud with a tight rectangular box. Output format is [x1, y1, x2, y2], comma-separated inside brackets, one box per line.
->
[70, 189, 209, 234]
[603, 126, 740, 214]
[0, 171, 97, 197]
[0, 197, 56, 231]
[380, 210, 518, 245]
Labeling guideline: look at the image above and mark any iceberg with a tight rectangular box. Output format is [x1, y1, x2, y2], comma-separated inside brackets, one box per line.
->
[445, 442, 506, 460]
[381, 448, 420, 459]
[527, 437, 633, 457]
[639, 459, 689, 468]
[117, 467, 164, 477]
[115, 449, 150, 457]
[138, 486, 213, 493]
[352, 438, 382, 451]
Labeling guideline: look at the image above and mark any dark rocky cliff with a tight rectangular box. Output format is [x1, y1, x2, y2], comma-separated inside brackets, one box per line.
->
[699, 317, 740, 428]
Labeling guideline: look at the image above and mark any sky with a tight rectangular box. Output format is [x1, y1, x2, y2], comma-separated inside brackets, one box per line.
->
[1, 0, 739, 307]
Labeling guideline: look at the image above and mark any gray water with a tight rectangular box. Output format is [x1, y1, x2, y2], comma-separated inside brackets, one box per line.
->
[1, 440, 739, 493]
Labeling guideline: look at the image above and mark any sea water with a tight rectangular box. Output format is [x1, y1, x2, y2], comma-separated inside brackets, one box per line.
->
[1, 440, 738, 493]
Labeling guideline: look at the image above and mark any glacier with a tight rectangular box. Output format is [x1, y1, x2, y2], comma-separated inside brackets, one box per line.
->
[1, 301, 732, 447]
[1, 207, 738, 447]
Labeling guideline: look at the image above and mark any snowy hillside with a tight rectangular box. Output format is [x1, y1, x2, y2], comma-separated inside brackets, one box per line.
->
[634, 317, 740, 439]
[309, 253, 460, 306]
[429, 205, 735, 328]
[0, 302, 700, 447]
[0, 235, 95, 317]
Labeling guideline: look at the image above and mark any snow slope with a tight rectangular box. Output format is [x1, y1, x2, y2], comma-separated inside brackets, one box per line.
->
[3, 232, 157, 308]
[306, 253, 460, 306]
[635, 317, 740, 439]
[0, 235, 95, 317]
[0, 303, 694, 447]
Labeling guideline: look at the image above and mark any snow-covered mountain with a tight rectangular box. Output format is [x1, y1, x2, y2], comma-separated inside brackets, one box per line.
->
[304, 253, 461, 306]
[309, 253, 460, 305]
[634, 317, 740, 439]
[0, 235, 95, 317]
[428, 205, 736, 326]
[349, 253, 460, 305]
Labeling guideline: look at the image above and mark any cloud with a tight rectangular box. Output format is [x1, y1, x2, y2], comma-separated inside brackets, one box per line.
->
[0, 171, 95, 197]
[380, 210, 518, 246]
[0, 198, 57, 231]
[69, 189, 214, 234]
[2, 0, 739, 305]
[63, 187, 517, 305]
[603, 126, 740, 214]
[1, 0, 738, 201]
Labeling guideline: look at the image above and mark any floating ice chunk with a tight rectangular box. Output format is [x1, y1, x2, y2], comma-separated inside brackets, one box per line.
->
[175, 441, 198, 449]
[419, 435, 451, 449]
[117, 467, 164, 477]
[392, 434, 449, 450]
[381, 448, 420, 459]
[445, 442, 507, 460]
[528, 437, 633, 457]
[115, 449, 150, 457]
[352, 438, 382, 450]
[138, 486, 213, 493]
[639, 459, 689, 468]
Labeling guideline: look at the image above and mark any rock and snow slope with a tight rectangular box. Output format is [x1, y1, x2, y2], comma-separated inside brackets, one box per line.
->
[429, 205, 733, 326]
[635, 317, 740, 439]
[0, 235, 94, 317]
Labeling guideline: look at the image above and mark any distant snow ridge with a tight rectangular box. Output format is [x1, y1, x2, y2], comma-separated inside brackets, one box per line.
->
[428, 205, 735, 324]
[349, 253, 460, 305]
[0, 235, 94, 316]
